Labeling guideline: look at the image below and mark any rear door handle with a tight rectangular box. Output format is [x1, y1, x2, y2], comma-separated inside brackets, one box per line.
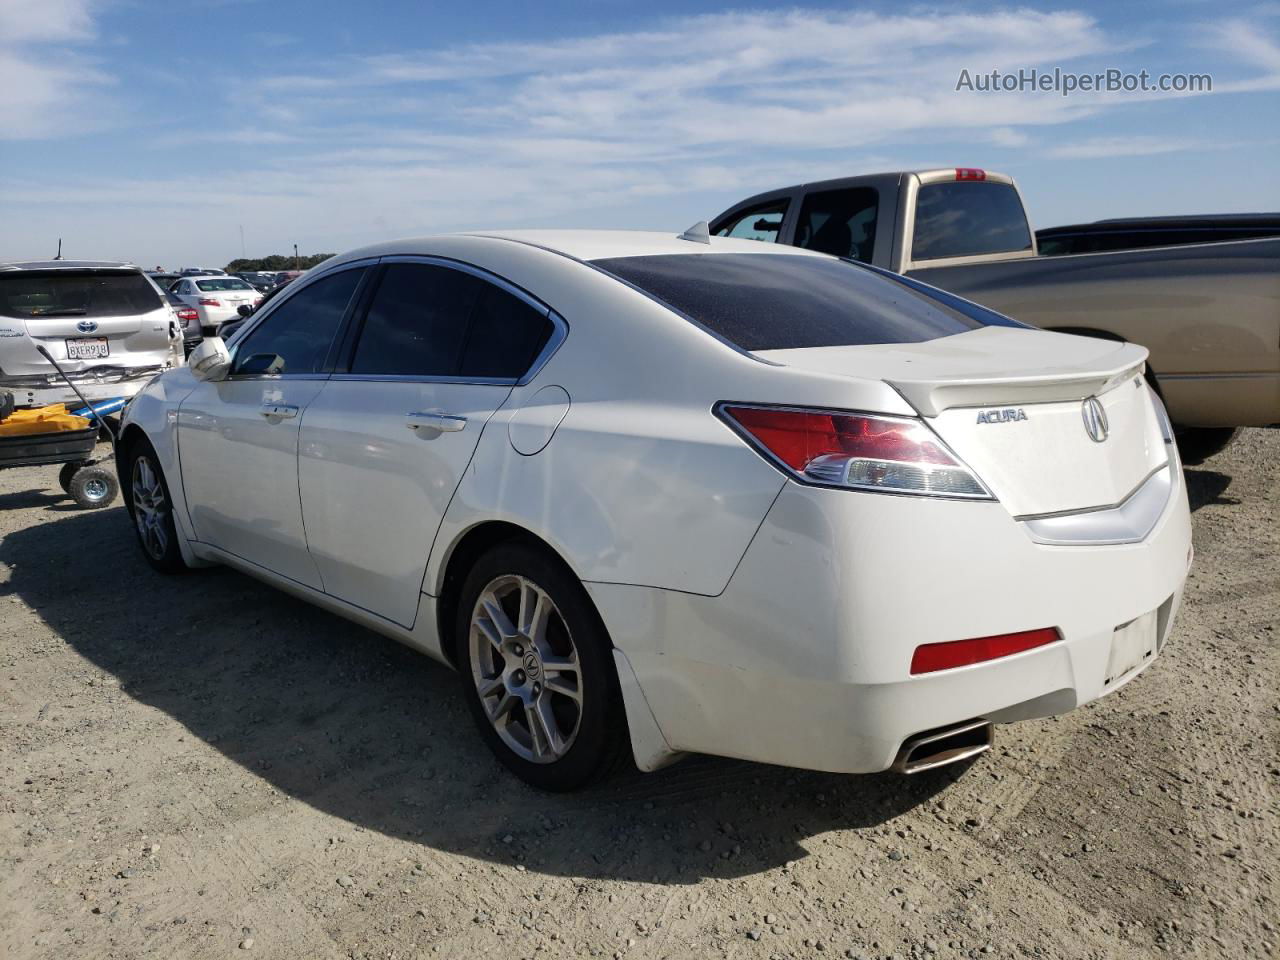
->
[405, 411, 467, 433]
[259, 403, 299, 420]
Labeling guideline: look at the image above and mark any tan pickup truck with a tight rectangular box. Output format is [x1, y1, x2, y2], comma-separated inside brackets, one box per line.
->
[711, 169, 1280, 460]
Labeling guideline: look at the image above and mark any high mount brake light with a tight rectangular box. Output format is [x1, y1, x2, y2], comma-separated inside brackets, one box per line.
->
[719, 405, 992, 499]
[955, 168, 986, 181]
[911, 627, 1059, 674]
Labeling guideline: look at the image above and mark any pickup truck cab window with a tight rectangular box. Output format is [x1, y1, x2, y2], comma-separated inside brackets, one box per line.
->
[795, 187, 878, 262]
[714, 200, 787, 242]
[912, 181, 1033, 261]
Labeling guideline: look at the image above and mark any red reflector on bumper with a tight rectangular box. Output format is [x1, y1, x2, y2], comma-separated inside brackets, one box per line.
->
[910, 627, 1059, 675]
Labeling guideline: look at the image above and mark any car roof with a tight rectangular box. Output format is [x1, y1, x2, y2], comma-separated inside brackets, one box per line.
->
[326, 229, 833, 268]
[0, 259, 139, 272]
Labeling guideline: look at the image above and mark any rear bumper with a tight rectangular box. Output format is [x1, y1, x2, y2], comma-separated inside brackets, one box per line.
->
[2, 368, 162, 408]
[590, 461, 1192, 774]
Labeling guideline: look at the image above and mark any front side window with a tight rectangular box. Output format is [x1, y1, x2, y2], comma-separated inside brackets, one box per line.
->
[593, 253, 997, 352]
[795, 187, 879, 263]
[232, 267, 364, 376]
[713, 200, 788, 242]
[911, 181, 1033, 261]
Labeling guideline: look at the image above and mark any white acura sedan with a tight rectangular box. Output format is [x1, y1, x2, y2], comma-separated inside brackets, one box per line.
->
[117, 229, 1192, 791]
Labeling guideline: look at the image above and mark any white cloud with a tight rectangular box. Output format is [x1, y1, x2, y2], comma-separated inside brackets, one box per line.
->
[0, 0, 112, 140]
[3, 7, 1279, 264]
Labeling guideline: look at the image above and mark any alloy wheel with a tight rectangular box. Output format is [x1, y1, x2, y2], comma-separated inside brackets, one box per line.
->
[469, 574, 583, 764]
[131, 455, 169, 560]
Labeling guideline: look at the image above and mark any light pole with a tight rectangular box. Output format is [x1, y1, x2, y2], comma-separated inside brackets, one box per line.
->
[293, 244, 299, 271]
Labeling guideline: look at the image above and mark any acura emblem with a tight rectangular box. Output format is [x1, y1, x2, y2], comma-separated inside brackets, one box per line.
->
[76, 319, 99, 334]
[1081, 396, 1109, 443]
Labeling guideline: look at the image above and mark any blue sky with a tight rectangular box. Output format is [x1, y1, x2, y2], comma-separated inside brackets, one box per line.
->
[1, 0, 1278, 268]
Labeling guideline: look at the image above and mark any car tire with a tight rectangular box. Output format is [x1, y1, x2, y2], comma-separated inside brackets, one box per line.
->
[1175, 427, 1238, 466]
[67, 465, 118, 509]
[123, 437, 188, 574]
[454, 541, 628, 791]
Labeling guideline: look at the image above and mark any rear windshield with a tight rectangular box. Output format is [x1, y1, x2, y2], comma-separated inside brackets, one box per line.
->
[592, 253, 1018, 351]
[911, 181, 1033, 261]
[0, 270, 163, 319]
[196, 278, 254, 291]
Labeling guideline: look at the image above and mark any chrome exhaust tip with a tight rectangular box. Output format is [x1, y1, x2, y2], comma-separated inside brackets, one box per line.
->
[891, 718, 993, 775]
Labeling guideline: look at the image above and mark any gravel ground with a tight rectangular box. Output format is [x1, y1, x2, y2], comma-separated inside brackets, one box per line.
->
[1, 429, 1276, 960]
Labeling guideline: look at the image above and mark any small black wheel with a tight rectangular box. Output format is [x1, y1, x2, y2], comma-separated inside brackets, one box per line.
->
[58, 461, 82, 494]
[1176, 427, 1238, 466]
[68, 465, 119, 509]
[454, 541, 628, 791]
[124, 437, 188, 573]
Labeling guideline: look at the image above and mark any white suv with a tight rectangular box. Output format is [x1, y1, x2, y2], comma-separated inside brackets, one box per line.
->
[0, 260, 182, 408]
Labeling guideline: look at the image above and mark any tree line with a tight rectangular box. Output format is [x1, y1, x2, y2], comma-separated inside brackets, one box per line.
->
[224, 253, 335, 272]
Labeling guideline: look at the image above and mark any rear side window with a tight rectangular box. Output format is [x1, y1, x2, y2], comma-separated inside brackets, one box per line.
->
[795, 187, 878, 263]
[713, 200, 787, 242]
[232, 268, 364, 376]
[911, 182, 1033, 261]
[349, 263, 553, 380]
[0, 270, 162, 319]
[593, 253, 992, 352]
[458, 283, 553, 379]
[350, 263, 479, 376]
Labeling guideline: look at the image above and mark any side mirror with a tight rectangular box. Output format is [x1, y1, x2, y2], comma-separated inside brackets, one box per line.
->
[188, 336, 231, 382]
[237, 303, 255, 318]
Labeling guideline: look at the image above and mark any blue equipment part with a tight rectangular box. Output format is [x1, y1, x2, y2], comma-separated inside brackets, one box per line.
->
[71, 397, 127, 419]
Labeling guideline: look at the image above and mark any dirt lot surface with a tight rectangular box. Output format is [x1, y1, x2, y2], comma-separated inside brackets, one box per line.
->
[1, 430, 1276, 960]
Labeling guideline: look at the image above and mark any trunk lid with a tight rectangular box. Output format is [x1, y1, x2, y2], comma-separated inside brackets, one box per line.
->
[755, 326, 1168, 517]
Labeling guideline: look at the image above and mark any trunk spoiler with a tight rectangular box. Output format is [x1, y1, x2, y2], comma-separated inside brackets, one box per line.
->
[888, 344, 1148, 417]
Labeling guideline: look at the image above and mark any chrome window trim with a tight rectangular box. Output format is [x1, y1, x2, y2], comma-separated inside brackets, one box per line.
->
[332, 255, 568, 386]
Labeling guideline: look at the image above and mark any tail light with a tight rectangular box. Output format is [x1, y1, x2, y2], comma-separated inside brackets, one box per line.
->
[177, 307, 198, 322]
[198, 298, 221, 307]
[718, 404, 992, 499]
[911, 627, 1059, 674]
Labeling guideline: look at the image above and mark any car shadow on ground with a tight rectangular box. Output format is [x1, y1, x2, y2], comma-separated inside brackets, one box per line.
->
[0, 506, 967, 884]
[1183, 468, 1236, 512]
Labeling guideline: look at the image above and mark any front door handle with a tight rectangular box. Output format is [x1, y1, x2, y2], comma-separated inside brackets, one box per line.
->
[260, 403, 299, 420]
[405, 411, 467, 433]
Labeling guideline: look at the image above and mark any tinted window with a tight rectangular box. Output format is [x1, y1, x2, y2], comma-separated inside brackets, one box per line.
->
[0, 270, 163, 319]
[594, 253, 992, 351]
[458, 283, 553, 379]
[714, 201, 787, 242]
[196, 278, 254, 291]
[912, 182, 1032, 261]
[350, 263, 480, 376]
[795, 188, 878, 262]
[350, 264, 553, 379]
[233, 268, 363, 375]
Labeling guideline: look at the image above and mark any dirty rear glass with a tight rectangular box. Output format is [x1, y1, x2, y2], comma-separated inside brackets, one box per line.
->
[592, 253, 1018, 352]
[0, 270, 163, 319]
[911, 181, 1033, 261]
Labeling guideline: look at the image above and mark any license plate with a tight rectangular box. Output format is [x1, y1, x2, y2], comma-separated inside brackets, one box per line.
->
[1105, 609, 1157, 685]
[66, 337, 109, 360]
